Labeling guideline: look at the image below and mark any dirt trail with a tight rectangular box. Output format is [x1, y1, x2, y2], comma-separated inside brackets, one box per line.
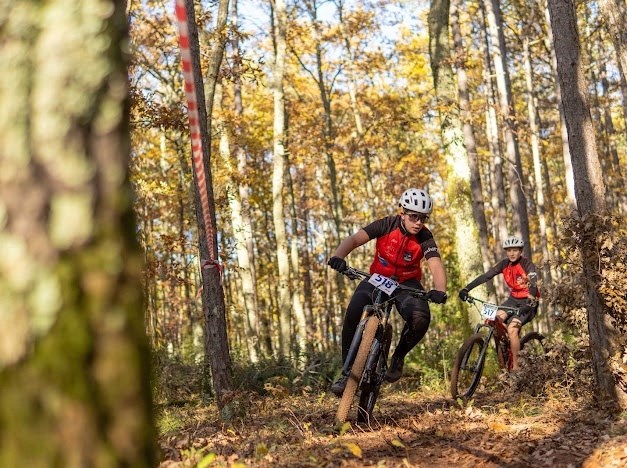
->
[158, 384, 627, 467]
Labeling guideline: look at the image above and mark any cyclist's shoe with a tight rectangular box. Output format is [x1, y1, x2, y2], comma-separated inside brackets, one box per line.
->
[331, 374, 348, 397]
[385, 355, 404, 382]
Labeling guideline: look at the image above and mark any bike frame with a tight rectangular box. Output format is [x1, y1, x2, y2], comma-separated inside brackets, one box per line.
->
[467, 295, 519, 370]
[340, 275, 394, 380]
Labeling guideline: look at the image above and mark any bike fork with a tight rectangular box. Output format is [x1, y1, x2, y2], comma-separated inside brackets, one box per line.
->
[341, 317, 369, 376]
[362, 338, 382, 384]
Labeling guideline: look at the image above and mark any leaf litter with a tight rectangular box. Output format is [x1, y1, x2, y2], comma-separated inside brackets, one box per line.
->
[157, 375, 627, 467]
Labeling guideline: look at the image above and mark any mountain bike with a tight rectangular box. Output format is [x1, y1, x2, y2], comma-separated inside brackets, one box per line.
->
[450, 295, 546, 400]
[335, 267, 430, 424]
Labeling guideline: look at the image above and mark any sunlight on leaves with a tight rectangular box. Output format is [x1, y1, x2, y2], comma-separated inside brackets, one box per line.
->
[342, 442, 363, 458]
[391, 438, 406, 448]
[489, 421, 508, 432]
[197, 452, 216, 468]
[339, 421, 351, 436]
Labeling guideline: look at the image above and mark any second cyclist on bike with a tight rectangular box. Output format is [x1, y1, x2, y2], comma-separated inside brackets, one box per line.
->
[327, 188, 448, 396]
[459, 236, 540, 372]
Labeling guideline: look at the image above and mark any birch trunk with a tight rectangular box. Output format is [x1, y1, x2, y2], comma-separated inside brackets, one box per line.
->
[428, 0, 487, 319]
[271, 0, 293, 358]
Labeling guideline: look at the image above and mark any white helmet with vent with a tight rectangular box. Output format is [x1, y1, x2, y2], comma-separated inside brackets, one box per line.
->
[503, 236, 524, 249]
[398, 188, 433, 214]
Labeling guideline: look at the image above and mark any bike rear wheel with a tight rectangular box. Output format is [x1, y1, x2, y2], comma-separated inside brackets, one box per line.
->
[356, 323, 392, 424]
[520, 331, 546, 359]
[336, 316, 379, 424]
[450, 333, 486, 400]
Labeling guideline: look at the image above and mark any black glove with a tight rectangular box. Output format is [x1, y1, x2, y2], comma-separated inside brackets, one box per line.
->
[327, 256, 347, 272]
[427, 290, 448, 304]
[459, 288, 469, 301]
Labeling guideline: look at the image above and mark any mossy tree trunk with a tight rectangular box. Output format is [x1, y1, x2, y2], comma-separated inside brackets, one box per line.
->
[0, 0, 156, 465]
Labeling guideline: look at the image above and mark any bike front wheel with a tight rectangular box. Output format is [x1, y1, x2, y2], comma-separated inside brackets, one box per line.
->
[336, 316, 379, 424]
[450, 333, 486, 400]
[356, 323, 392, 424]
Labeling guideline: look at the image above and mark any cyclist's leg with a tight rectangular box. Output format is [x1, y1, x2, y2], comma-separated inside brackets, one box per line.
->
[386, 281, 430, 381]
[501, 296, 528, 371]
[507, 318, 523, 370]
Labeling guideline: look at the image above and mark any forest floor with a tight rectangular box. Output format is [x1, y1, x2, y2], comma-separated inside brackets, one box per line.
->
[157, 362, 627, 467]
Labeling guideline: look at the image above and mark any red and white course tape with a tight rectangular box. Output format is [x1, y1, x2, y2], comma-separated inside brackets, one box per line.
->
[174, 0, 221, 277]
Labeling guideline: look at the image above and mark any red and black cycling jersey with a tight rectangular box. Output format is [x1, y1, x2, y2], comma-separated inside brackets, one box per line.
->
[362, 215, 440, 283]
[466, 257, 539, 299]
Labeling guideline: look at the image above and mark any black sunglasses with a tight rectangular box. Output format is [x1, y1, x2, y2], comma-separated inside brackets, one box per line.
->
[403, 212, 429, 222]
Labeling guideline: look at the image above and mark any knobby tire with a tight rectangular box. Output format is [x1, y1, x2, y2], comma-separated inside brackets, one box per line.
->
[520, 331, 546, 358]
[357, 323, 392, 424]
[450, 333, 486, 400]
[336, 316, 379, 424]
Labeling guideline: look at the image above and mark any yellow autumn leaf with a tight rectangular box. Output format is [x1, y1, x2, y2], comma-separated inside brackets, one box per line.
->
[490, 421, 508, 432]
[391, 438, 406, 448]
[196, 452, 216, 468]
[342, 442, 363, 458]
[338, 421, 351, 436]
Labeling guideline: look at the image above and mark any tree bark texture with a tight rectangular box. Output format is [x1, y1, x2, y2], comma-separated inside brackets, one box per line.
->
[483, 0, 531, 254]
[0, 0, 156, 464]
[183, 0, 234, 404]
[428, 0, 486, 323]
[450, 0, 496, 297]
[547, 0, 627, 410]
[271, 0, 294, 359]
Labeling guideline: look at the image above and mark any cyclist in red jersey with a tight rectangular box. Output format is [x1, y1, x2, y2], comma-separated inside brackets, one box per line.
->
[327, 188, 447, 396]
[459, 236, 540, 371]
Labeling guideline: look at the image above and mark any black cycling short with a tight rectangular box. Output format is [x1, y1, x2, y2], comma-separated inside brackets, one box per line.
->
[501, 296, 537, 326]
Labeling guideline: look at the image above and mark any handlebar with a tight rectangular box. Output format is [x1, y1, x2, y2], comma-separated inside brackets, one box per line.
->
[340, 266, 429, 299]
[464, 294, 520, 314]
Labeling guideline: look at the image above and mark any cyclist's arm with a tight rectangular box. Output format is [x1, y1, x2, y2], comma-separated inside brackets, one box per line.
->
[520, 257, 539, 298]
[426, 256, 446, 291]
[332, 229, 370, 258]
[464, 259, 507, 291]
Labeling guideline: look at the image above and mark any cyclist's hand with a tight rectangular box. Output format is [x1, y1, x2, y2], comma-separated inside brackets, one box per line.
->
[458, 288, 469, 301]
[427, 290, 448, 304]
[327, 256, 347, 272]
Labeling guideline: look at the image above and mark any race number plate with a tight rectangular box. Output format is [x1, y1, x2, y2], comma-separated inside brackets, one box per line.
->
[481, 303, 498, 320]
[368, 273, 398, 295]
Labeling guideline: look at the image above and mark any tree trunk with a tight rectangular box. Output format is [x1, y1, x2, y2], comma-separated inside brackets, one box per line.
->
[336, 0, 377, 217]
[271, 0, 293, 359]
[599, 0, 627, 84]
[483, 0, 531, 254]
[543, 0, 577, 210]
[0, 0, 156, 464]
[230, 0, 262, 361]
[428, 0, 487, 313]
[303, 0, 344, 242]
[522, 36, 552, 290]
[177, 0, 233, 405]
[451, 0, 496, 297]
[547, 0, 627, 410]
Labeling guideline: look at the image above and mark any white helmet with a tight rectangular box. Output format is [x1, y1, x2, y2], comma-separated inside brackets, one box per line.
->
[503, 236, 524, 249]
[398, 188, 433, 214]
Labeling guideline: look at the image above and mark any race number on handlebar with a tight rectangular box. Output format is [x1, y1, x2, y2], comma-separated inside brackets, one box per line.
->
[368, 273, 399, 295]
[480, 303, 498, 320]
